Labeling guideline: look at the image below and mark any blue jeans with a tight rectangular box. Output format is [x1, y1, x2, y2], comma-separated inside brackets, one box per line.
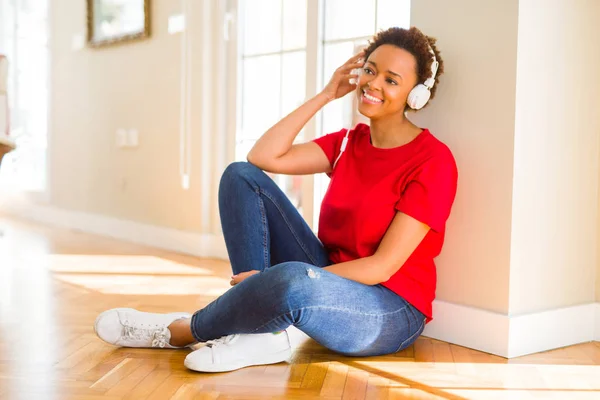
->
[190, 162, 426, 356]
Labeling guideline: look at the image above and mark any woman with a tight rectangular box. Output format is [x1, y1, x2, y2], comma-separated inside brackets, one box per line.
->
[94, 26, 458, 373]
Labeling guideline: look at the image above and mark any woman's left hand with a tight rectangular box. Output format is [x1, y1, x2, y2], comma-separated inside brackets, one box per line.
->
[230, 270, 260, 286]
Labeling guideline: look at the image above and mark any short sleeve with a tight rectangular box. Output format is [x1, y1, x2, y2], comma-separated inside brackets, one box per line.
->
[312, 128, 348, 168]
[395, 153, 458, 232]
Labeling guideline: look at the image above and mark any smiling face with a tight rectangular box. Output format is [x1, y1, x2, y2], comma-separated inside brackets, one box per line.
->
[356, 44, 419, 120]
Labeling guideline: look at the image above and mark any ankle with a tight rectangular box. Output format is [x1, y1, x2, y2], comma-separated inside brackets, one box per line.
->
[168, 318, 196, 347]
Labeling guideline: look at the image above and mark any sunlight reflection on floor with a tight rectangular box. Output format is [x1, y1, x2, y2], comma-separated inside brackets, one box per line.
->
[347, 359, 600, 392]
[48, 254, 216, 275]
[49, 254, 231, 296]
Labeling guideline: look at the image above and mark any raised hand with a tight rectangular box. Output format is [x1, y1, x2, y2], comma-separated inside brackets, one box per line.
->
[320, 50, 365, 102]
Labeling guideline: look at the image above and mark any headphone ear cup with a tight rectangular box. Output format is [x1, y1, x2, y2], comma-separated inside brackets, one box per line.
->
[407, 84, 431, 110]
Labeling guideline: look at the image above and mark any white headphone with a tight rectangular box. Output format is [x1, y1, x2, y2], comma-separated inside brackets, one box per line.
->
[407, 44, 439, 110]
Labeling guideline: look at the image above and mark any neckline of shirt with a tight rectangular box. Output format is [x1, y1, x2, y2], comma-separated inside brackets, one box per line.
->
[352, 124, 430, 156]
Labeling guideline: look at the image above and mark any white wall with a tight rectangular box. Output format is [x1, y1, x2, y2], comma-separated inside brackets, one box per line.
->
[411, 0, 519, 314]
[48, 0, 228, 234]
[412, 0, 600, 320]
[411, 0, 600, 357]
[509, 0, 600, 315]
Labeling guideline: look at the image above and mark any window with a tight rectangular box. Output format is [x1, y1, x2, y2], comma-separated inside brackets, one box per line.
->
[233, 0, 410, 227]
[0, 0, 50, 193]
[235, 0, 308, 211]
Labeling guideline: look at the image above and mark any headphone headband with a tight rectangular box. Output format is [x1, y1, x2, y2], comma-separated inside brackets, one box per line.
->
[423, 44, 438, 89]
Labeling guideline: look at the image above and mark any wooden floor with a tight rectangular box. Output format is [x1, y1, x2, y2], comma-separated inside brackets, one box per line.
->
[0, 217, 599, 400]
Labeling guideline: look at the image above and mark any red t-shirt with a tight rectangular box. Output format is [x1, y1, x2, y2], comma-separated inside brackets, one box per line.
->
[313, 123, 458, 322]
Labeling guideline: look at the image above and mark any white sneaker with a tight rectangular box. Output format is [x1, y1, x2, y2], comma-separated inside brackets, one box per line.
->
[184, 331, 292, 373]
[94, 308, 191, 349]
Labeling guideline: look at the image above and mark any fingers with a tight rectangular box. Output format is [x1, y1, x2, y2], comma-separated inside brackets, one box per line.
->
[340, 58, 365, 74]
[349, 49, 365, 63]
[230, 270, 260, 286]
[338, 63, 364, 78]
[346, 54, 365, 67]
[348, 73, 359, 85]
[349, 50, 366, 66]
[336, 50, 365, 72]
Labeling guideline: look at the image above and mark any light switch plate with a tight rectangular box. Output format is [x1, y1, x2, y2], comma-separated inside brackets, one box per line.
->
[168, 14, 186, 34]
[71, 33, 85, 51]
[116, 129, 127, 148]
[128, 129, 139, 147]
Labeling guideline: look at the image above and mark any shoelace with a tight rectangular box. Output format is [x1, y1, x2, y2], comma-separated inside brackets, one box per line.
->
[205, 334, 238, 348]
[122, 324, 170, 348]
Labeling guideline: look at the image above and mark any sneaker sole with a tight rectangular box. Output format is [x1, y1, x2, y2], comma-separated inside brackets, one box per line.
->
[94, 308, 192, 348]
[184, 347, 293, 373]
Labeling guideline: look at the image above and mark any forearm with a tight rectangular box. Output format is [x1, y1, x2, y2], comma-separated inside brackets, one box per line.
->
[323, 255, 393, 286]
[247, 92, 331, 164]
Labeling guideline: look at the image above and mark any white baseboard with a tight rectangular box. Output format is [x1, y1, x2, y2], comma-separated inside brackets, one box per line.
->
[423, 300, 600, 358]
[508, 303, 596, 358]
[4, 202, 229, 260]
[422, 300, 509, 357]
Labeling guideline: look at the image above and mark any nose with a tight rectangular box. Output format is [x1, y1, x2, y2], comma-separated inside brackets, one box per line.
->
[365, 75, 384, 91]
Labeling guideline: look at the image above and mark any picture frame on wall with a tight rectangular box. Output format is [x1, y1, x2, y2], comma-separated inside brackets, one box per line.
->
[87, 0, 150, 47]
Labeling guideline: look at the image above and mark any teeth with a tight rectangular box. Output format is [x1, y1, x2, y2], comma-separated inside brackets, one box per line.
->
[363, 90, 382, 103]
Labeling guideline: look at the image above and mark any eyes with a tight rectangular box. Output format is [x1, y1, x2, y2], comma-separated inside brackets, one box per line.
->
[362, 67, 398, 85]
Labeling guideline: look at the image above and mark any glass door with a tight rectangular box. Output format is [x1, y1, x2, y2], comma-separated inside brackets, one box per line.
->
[0, 0, 50, 194]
